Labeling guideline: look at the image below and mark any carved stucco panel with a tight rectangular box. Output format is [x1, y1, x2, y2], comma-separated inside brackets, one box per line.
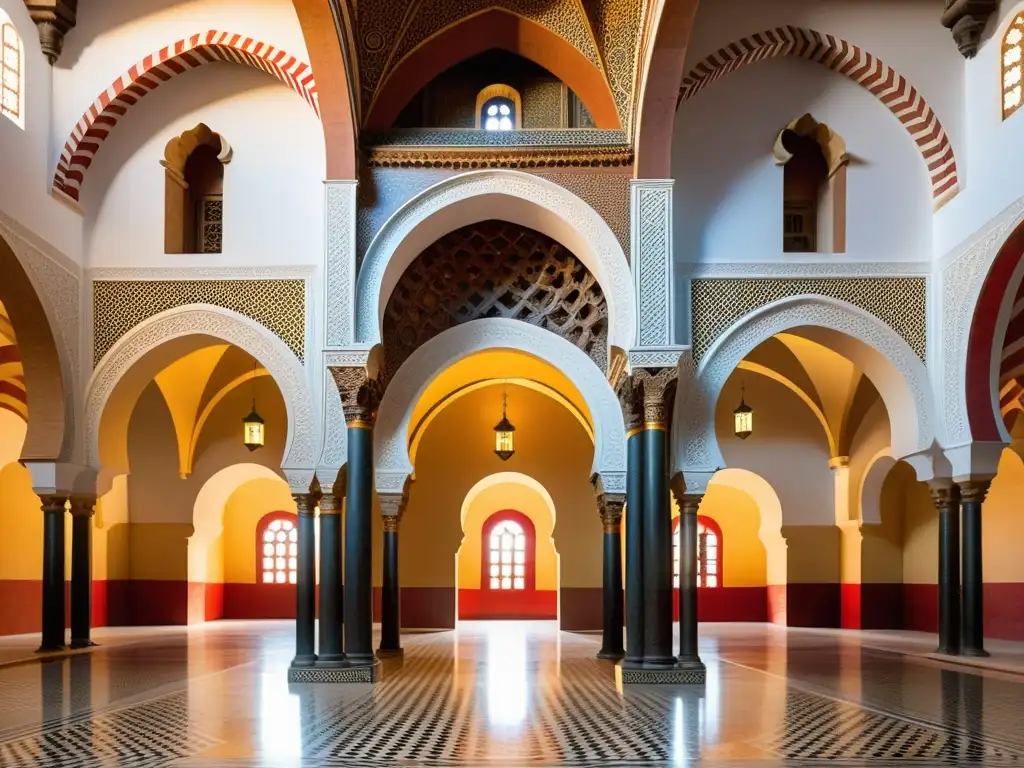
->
[325, 180, 358, 347]
[632, 180, 672, 348]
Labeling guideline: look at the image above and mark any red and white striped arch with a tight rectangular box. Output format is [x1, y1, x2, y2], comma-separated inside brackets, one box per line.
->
[53, 31, 320, 204]
[679, 26, 959, 208]
[999, 279, 1024, 432]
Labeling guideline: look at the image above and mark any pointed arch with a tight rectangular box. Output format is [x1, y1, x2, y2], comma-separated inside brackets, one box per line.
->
[678, 26, 959, 207]
[53, 31, 320, 204]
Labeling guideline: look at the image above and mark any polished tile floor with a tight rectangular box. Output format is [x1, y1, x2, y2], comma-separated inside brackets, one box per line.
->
[1, 621, 1023, 766]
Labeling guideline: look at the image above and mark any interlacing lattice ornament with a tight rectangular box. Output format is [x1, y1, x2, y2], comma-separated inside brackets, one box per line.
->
[690, 277, 926, 363]
[92, 280, 305, 365]
[383, 221, 608, 379]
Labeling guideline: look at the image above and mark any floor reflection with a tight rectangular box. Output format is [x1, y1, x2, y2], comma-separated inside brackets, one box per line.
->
[0, 620, 1023, 766]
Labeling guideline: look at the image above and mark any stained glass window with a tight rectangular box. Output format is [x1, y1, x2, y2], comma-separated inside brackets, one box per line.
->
[258, 514, 298, 585]
[1004, 15, 1024, 119]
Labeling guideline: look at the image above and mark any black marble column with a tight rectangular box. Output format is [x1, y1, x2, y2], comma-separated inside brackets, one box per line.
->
[595, 488, 625, 660]
[38, 496, 67, 652]
[69, 498, 96, 649]
[317, 491, 344, 667]
[292, 488, 318, 668]
[344, 406, 377, 667]
[960, 479, 990, 657]
[637, 369, 676, 668]
[675, 490, 705, 670]
[378, 512, 402, 656]
[930, 481, 961, 655]
[624, 428, 645, 665]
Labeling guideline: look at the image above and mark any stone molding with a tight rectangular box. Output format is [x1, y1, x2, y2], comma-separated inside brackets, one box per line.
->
[366, 145, 633, 169]
[355, 170, 636, 354]
[85, 305, 316, 470]
[374, 318, 626, 493]
[675, 295, 934, 473]
[679, 262, 931, 278]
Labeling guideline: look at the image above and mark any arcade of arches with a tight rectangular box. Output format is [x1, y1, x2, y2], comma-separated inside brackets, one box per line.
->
[6, 0, 1024, 763]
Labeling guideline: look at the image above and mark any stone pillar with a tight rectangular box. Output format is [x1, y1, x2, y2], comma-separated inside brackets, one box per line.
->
[635, 367, 677, 668]
[378, 482, 411, 657]
[930, 480, 961, 655]
[618, 376, 645, 665]
[316, 489, 344, 667]
[671, 481, 705, 672]
[69, 497, 96, 649]
[630, 180, 675, 348]
[38, 496, 67, 652]
[594, 479, 625, 660]
[959, 479, 990, 657]
[292, 481, 320, 668]
[335, 368, 382, 669]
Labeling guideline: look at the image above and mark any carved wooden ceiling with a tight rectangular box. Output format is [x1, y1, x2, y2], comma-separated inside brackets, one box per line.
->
[335, 0, 656, 135]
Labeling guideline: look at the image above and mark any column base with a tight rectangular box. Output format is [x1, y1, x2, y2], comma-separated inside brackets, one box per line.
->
[288, 659, 382, 684]
[36, 643, 66, 653]
[934, 645, 961, 656]
[315, 654, 346, 669]
[597, 648, 625, 660]
[616, 659, 706, 686]
[290, 654, 318, 668]
[69, 639, 96, 650]
[377, 647, 403, 658]
[962, 647, 990, 658]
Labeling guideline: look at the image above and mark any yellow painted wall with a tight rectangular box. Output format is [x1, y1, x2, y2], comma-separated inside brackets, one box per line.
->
[782, 525, 840, 583]
[401, 384, 598, 589]
[129, 523, 192, 580]
[981, 447, 1024, 583]
[672, 484, 767, 587]
[222, 477, 295, 583]
[860, 461, 908, 584]
[0, 460, 42, 579]
[457, 481, 558, 591]
[901, 472, 939, 584]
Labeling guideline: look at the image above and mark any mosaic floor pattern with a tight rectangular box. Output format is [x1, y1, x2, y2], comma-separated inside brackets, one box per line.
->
[0, 621, 1022, 766]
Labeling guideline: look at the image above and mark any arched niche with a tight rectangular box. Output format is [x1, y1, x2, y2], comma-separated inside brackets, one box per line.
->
[162, 124, 232, 254]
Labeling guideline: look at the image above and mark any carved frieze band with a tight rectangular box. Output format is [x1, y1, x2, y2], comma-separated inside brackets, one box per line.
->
[690, 277, 927, 363]
[632, 180, 673, 348]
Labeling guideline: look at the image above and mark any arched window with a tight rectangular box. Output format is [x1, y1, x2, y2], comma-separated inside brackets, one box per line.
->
[476, 84, 521, 131]
[161, 123, 231, 254]
[482, 510, 536, 591]
[672, 515, 722, 588]
[257, 512, 298, 584]
[1004, 14, 1024, 119]
[0, 13, 24, 128]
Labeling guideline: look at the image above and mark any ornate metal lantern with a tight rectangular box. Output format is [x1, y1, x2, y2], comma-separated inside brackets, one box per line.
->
[733, 384, 753, 440]
[243, 361, 265, 451]
[494, 385, 515, 461]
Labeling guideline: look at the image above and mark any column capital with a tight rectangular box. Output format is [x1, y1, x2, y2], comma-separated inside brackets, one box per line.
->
[330, 367, 383, 428]
[957, 478, 991, 505]
[927, 478, 960, 510]
[828, 456, 851, 470]
[38, 495, 68, 513]
[633, 367, 677, 428]
[68, 497, 96, 518]
[293, 493, 316, 517]
[319, 492, 341, 516]
[616, 375, 644, 436]
[379, 478, 413, 526]
[592, 473, 625, 532]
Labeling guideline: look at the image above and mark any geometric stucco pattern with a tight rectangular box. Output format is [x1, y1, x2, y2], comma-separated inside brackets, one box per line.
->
[690, 277, 927, 364]
[93, 280, 305, 366]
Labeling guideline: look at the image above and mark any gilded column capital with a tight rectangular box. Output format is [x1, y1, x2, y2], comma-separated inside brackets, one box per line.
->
[927, 479, 960, 511]
[39, 495, 68, 514]
[670, 471, 702, 515]
[330, 367, 383, 428]
[597, 496, 625, 533]
[318, 492, 341, 516]
[380, 478, 413, 528]
[957, 478, 991, 505]
[616, 375, 644, 437]
[68, 497, 96, 518]
[633, 367, 677, 429]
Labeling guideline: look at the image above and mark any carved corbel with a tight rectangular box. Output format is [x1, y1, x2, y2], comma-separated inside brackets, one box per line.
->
[616, 374, 643, 436]
[942, 0, 998, 58]
[330, 367, 383, 428]
[24, 0, 77, 65]
[591, 473, 625, 533]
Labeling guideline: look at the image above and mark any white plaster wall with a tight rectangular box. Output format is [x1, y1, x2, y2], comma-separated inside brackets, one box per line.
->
[935, 2, 1024, 255]
[84, 64, 324, 268]
[51, 0, 309, 164]
[0, 0, 82, 260]
[674, 58, 932, 264]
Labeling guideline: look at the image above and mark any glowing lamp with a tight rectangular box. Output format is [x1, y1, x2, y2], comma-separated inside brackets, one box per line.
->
[243, 401, 265, 451]
[733, 385, 753, 440]
[494, 387, 515, 461]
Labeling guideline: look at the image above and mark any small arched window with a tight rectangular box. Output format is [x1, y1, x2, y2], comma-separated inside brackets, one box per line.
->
[0, 13, 24, 128]
[161, 123, 231, 254]
[482, 510, 535, 591]
[1003, 14, 1024, 120]
[257, 512, 298, 584]
[673, 515, 722, 588]
[476, 84, 521, 131]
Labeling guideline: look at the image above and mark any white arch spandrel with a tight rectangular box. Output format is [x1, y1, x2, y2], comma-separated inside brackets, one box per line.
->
[375, 318, 626, 492]
[355, 169, 636, 354]
[858, 448, 897, 526]
[675, 296, 935, 473]
[85, 304, 316, 475]
[458, 471, 558, 531]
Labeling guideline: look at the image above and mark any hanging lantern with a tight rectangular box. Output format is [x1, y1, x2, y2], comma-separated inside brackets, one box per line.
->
[493, 384, 515, 461]
[243, 361, 265, 451]
[733, 383, 753, 440]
